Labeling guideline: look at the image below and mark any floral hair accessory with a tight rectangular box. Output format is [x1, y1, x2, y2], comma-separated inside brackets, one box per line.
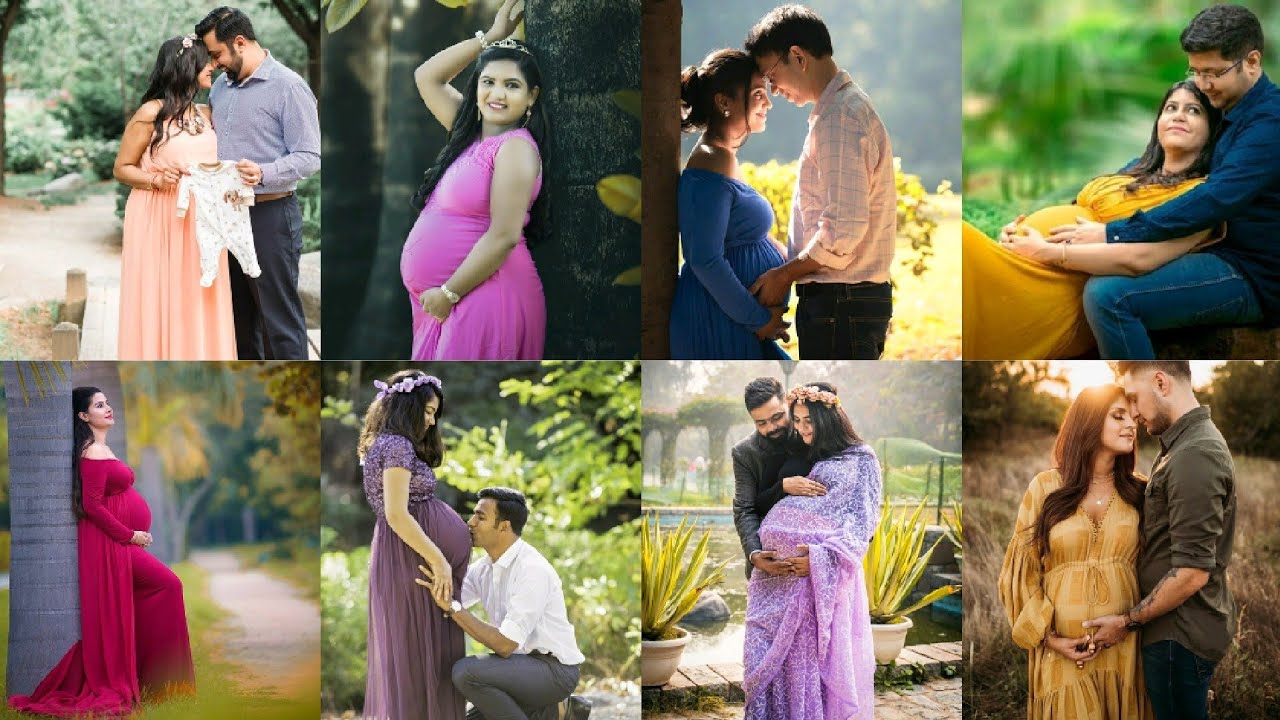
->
[786, 385, 840, 407]
[177, 34, 196, 56]
[374, 374, 442, 401]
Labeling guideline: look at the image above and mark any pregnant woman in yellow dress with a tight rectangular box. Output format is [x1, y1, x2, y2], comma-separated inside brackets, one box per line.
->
[964, 80, 1223, 359]
[999, 384, 1151, 719]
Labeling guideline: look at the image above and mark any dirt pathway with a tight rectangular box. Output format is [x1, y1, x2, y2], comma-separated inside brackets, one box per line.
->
[189, 549, 320, 699]
[0, 193, 121, 310]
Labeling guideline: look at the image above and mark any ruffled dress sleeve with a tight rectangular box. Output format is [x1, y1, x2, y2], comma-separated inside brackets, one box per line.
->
[998, 470, 1059, 650]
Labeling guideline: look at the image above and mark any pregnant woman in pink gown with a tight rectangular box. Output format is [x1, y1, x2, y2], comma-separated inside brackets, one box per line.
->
[402, 0, 547, 360]
[9, 387, 195, 717]
[115, 34, 237, 360]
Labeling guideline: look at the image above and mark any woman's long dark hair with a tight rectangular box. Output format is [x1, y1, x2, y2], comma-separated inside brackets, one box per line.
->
[1032, 384, 1144, 559]
[139, 35, 211, 156]
[411, 42, 550, 246]
[680, 48, 756, 144]
[1119, 80, 1222, 193]
[357, 370, 446, 468]
[71, 386, 102, 520]
[790, 382, 863, 463]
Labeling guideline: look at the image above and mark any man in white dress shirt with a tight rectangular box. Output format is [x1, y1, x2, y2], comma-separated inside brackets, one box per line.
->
[418, 487, 590, 720]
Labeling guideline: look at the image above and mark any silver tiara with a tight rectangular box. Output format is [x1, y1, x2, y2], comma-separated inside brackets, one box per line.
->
[487, 38, 532, 55]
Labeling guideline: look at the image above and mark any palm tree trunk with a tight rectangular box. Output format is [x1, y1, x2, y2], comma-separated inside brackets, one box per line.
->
[136, 445, 175, 564]
[3, 362, 78, 696]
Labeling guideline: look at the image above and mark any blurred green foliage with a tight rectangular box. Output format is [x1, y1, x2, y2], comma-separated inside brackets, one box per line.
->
[961, 361, 1069, 450]
[963, 1, 1280, 202]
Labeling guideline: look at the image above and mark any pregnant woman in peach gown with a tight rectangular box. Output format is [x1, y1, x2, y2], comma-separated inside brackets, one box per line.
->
[114, 34, 236, 360]
[402, 0, 548, 360]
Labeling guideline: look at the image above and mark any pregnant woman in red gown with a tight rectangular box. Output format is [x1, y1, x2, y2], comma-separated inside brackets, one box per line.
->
[9, 386, 196, 716]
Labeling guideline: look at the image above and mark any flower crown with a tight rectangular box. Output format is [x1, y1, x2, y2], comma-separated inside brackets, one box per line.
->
[374, 374, 442, 401]
[486, 38, 532, 55]
[177, 34, 196, 56]
[786, 385, 840, 407]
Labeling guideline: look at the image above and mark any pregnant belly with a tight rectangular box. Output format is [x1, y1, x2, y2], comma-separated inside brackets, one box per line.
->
[118, 488, 153, 532]
[401, 210, 489, 294]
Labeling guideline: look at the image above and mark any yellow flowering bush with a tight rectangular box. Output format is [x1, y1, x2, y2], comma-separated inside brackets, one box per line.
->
[741, 158, 952, 278]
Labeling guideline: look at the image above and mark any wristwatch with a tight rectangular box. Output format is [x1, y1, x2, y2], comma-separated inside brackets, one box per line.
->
[1124, 610, 1142, 631]
[448, 600, 462, 616]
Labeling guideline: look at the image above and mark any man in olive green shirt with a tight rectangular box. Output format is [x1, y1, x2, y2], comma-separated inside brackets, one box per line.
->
[1084, 361, 1236, 720]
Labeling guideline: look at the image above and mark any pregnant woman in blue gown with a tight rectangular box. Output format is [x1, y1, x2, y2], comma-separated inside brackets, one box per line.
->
[670, 48, 789, 359]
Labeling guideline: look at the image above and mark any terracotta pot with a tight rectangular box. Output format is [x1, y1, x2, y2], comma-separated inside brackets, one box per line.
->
[640, 626, 691, 686]
[871, 616, 914, 664]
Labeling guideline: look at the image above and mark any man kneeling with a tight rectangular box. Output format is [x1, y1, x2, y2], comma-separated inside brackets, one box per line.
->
[418, 487, 590, 720]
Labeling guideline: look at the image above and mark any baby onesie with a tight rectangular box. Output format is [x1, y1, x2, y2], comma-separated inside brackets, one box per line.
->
[176, 161, 262, 287]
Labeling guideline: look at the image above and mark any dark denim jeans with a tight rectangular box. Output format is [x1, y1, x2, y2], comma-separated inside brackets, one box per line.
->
[1082, 252, 1261, 359]
[1142, 640, 1218, 720]
[795, 281, 892, 359]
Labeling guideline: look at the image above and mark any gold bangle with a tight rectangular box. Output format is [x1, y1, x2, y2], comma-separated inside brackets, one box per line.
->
[1061, 240, 1068, 266]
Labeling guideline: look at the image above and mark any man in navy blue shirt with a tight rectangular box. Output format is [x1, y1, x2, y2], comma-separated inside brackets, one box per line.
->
[1048, 5, 1280, 359]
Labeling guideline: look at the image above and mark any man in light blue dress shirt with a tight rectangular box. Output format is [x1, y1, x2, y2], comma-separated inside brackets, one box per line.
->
[196, 6, 320, 360]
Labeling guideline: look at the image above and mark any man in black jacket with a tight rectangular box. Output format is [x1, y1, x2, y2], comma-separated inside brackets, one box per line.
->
[730, 377, 827, 579]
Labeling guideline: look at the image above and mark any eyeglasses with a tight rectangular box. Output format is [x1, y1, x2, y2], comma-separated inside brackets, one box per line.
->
[762, 55, 784, 93]
[1186, 58, 1244, 82]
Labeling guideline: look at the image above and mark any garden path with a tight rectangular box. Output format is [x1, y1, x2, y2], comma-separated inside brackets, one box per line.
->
[646, 676, 961, 719]
[190, 549, 321, 698]
[0, 193, 120, 310]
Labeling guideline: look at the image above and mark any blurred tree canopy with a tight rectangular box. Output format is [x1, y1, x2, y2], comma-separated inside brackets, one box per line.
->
[961, 361, 1068, 450]
[1206, 361, 1280, 459]
[963, 1, 1280, 201]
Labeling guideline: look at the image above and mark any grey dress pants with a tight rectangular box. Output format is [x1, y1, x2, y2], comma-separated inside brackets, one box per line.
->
[454, 651, 580, 720]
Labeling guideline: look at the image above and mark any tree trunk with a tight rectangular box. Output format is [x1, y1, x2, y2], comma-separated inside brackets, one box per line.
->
[241, 505, 257, 544]
[136, 445, 175, 564]
[73, 362, 126, 464]
[0, 0, 23, 197]
[173, 474, 219, 562]
[270, 0, 321, 99]
[4, 361, 78, 697]
[639, 0, 681, 358]
[659, 426, 679, 483]
[708, 424, 729, 493]
[321, 1, 392, 355]
[527, 0, 641, 358]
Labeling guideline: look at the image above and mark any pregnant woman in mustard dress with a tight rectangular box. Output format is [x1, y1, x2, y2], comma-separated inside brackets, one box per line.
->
[964, 81, 1223, 359]
[999, 384, 1151, 719]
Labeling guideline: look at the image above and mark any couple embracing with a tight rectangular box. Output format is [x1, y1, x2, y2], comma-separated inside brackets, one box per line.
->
[356, 371, 588, 720]
[1000, 361, 1237, 720]
[115, 6, 318, 360]
[730, 377, 883, 719]
[670, 4, 897, 361]
[966, 4, 1280, 360]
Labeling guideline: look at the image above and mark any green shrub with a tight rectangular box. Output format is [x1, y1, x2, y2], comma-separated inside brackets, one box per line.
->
[0, 531, 10, 572]
[54, 73, 129, 140]
[320, 542, 370, 713]
[4, 129, 55, 174]
[298, 172, 321, 253]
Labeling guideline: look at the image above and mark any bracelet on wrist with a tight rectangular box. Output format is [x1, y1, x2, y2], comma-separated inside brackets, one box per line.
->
[440, 284, 461, 304]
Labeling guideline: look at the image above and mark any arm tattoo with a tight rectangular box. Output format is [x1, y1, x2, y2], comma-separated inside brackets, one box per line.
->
[1130, 568, 1179, 621]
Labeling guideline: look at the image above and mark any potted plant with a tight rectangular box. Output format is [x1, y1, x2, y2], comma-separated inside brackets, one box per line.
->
[640, 512, 729, 687]
[865, 499, 961, 664]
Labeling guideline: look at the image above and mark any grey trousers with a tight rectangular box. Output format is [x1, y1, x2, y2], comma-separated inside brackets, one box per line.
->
[453, 652, 579, 720]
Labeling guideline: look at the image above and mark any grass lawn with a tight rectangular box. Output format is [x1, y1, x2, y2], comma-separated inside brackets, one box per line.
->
[0, 563, 318, 720]
[229, 542, 320, 603]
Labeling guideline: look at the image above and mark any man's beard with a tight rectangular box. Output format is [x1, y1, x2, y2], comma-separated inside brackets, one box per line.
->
[763, 425, 791, 445]
[223, 50, 244, 81]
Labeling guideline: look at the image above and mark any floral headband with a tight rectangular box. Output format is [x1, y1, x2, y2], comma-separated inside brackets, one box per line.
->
[786, 385, 840, 407]
[177, 34, 197, 56]
[374, 374, 441, 401]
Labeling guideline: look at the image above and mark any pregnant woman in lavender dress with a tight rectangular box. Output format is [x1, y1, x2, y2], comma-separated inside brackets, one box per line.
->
[743, 383, 882, 719]
[402, 0, 548, 360]
[359, 371, 472, 720]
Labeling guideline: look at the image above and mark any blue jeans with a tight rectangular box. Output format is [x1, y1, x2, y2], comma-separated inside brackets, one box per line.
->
[796, 281, 893, 359]
[1082, 253, 1261, 359]
[1142, 640, 1217, 720]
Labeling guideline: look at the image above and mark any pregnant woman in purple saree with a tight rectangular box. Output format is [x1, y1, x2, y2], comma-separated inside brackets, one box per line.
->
[743, 383, 882, 719]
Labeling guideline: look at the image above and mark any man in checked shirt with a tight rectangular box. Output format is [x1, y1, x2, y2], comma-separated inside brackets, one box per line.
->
[745, 4, 897, 360]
